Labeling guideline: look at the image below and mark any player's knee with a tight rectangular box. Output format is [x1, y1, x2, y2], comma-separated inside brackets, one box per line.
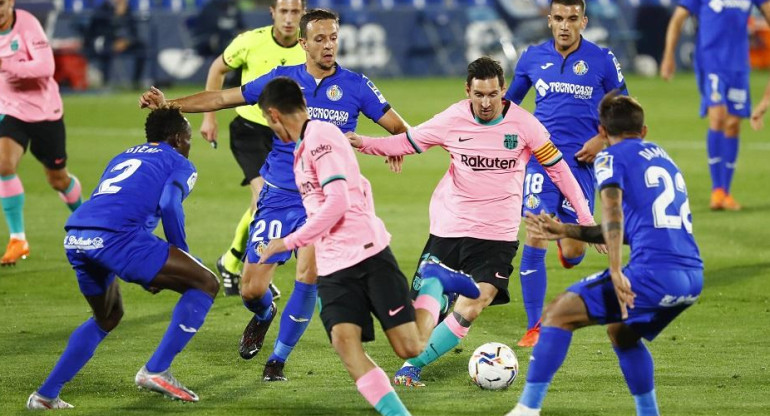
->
[330, 330, 357, 354]
[606, 324, 640, 349]
[541, 293, 572, 329]
[95, 305, 124, 332]
[394, 339, 423, 359]
[190, 268, 219, 298]
[708, 112, 727, 130]
[561, 244, 586, 261]
[0, 161, 16, 177]
[45, 169, 70, 191]
[724, 120, 740, 138]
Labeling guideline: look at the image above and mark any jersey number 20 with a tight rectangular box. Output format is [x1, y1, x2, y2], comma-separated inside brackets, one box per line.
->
[95, 159, 142, 195]
[645, 166, 692, 233]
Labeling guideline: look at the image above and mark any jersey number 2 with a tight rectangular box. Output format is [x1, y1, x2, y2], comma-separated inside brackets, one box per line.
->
[645, 166, 692, 233]
[95, 159, 142, 195]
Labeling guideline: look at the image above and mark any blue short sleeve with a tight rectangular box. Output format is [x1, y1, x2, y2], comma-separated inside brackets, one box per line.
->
[678, 0, 699, 14]
[602, 50, 628, 95]
[358, 75, 392, 122]
[594, 149, 625, 190]
[241, 67, 280, 105]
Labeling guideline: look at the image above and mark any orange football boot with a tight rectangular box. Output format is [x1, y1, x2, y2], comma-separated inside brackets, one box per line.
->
[1, 238, 30, 266]
[721, 194, 742, 211]
[710, 188, 726, 210]
[517, 319, 542, 348]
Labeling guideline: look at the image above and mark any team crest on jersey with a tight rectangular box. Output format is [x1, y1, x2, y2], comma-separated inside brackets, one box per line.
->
[10, 38, 19, 52]
[255, 241, 268, 257]
[326, 85, 343, 101]
[525, 194, 541, 210]
[594, 152, 614, 184]
[710, 91, 722, 103]
[572, 60, 589, 76]
[503, 134, 518, 150]
[187, 172, 198, 191]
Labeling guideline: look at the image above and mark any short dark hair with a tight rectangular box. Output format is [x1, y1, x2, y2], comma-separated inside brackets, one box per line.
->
[271, 0, 306, 7]
[466, 57, 505, 88]
[145, 104, 188, 143]
[258, 77, 306, 114]
[550, 0, 586, 11]
[300, 8, 338, 39]
[599, 91, 645, 137]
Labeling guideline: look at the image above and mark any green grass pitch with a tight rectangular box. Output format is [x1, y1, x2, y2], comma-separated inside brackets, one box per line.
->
[1, 73, 770, 415]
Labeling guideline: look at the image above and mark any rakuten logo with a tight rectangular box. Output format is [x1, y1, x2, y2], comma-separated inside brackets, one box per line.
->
[459, 154, 517, 171]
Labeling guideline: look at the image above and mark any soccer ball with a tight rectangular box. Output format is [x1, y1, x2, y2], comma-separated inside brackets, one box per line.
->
[468, 342, 519, 390]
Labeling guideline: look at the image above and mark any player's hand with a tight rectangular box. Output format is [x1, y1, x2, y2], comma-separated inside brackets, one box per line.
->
[660, 55, 676, 81]
[591, 242, 608, 255]
[345, 131, 363, 148]
[575, 134, 606, 163]
[386, 155, 403, 173]
[524, 211, 566, 240]
[257, 238, 289, 264]
[750, 100, 768, 131]
[610, 269, 635, 319]
[200, 113, 218, 143]
[139, 86, 166, 109]
[145, 285, 162, 294]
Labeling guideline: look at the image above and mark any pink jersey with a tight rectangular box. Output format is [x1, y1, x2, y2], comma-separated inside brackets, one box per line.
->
[284, 120, 391, 276]
[0, 9, 63, 122]
[358, 100, 592, 241]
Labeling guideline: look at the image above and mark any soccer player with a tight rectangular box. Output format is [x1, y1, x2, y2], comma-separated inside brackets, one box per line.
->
[255, 76, 480, 416]
[750, 76, 770, 130]
[661, 0, 770, 210]
[26, 105, 219, 409]
[199, 0, 305, 297]
[505, 0, 625, 347]
[0, 0, 83, 265]
[346, 57, 594, 387]
[506, 92, 704, 416]
[139, 8, 408, 382]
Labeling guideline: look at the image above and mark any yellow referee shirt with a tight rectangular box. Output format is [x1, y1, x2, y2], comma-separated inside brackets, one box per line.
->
[222, 25, 305, 125]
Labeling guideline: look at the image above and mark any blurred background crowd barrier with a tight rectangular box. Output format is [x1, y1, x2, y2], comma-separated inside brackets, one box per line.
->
[15, 0, 770, 90]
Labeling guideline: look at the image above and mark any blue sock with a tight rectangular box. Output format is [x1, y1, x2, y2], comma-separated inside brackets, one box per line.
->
[706, 129, 724, 190]
[614, 340, 658, 415]
[243, 289, 274, 321]
[38, 318, 108, 398]
[633, 390, 660, 416]
[520, 326, 573, 409]
[269, 280, 317, 363]
[722, 136, 739, 194]
[145, 289, 213, 373]
[519, 245, 547, 329]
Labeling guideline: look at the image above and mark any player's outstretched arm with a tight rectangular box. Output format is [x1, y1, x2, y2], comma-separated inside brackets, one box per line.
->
[600, 185, 635, 319]
[660, 6, 690, 81]
[524, 212, 605, 244]
[139, 86, 245, 113]
[200, 55, 233, 143]
[376, 109, 411, 173]
[159, 179, 189, 253]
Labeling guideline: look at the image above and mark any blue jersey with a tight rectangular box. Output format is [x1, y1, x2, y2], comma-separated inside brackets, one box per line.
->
[241, 63, 391, 190]
[506, 38, 627, 167]
[593, 139, 702, 270]
[66, 142, 197, 251]
[679, 0, 768, 72]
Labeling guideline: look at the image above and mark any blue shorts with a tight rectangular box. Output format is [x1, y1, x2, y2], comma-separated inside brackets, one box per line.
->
[696, 69, 751, 118]
[246, 184, 307, 265]
[522, 162, 595, 224]
[567, 266, 703, 341]
[64, 228, 170, 296]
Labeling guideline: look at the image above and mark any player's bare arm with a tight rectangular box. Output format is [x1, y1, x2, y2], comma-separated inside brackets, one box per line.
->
[750, 78, 770, 130]
[199, 55, 233, 143]
[257, 238, 289, 264]
[600, 185, 635, 319]
[140, 86, 245, 113]
[661, 6, 691, 81]
[376, 109, 410, 173]
[575, 134, 607, 163]
[524, 212, 605, 244]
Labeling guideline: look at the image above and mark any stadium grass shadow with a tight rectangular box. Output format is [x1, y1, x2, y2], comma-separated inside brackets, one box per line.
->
[704, 262, 770, 288]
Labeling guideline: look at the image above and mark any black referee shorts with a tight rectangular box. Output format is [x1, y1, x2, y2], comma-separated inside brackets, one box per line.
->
[228, 115, 274, 186]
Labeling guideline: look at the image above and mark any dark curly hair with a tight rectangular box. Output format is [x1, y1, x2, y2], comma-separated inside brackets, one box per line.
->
[300, 8, 338, 39]
[144, 104, 188, 143]
[466, 56, 505, 88]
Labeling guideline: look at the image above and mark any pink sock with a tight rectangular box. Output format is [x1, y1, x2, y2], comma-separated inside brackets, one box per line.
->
[355, 367, 394, 407]
[413, 295, 441, 327]
[445, 313, 470, 338]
